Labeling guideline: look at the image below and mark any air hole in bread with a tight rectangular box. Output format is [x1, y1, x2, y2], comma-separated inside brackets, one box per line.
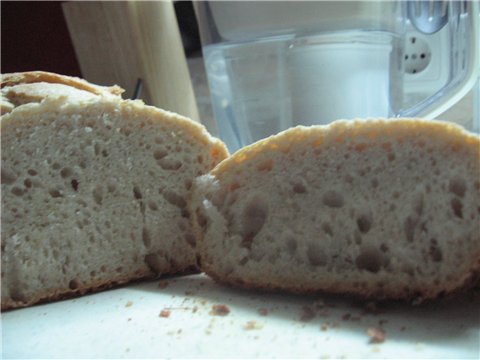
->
[93, 186, 103, 205]
[94, 143, 101, 156]
[52, 162, 61, 170]
[307, 241, 327, 266]
[68, 279, 80, 290]
[355, 245, 383, 273]
[322, 190, 344, 208]
[154, 148, 168, 160]
[241, 197, 268, 248]
[148, 201, 158, 211]
[344, 174, 354, 184]
[291, 178, 307, 194]
[404, 216, 416, 242]
[2, 167, 17, 184]
[371, 178, 379, 188]
[133, 186, 143, 200]
[196, 208, 207, 229]
[450, 198, 463, 219]
[449, 177, 466, 198]
[163, 190, 186, 208]
[357, 214, 372, 233]
[60, 167, 73, 178]
[24, 178, 32, 188]
[185, 233, 196, 247]
[184, 179, 193, 190]
[49, 188, 62, 198]
[157, 157, 182, 170]
[429, 238, 442, 262]
[116, 267, 123, 273]
[102, 149, 109, 157]
[322, 223, 333, 237]
[257, 159, 274, 172]
[387, 153, 396, 162]
[197, 155, 204, 164]
[380, 243, 389, 253]
[71, 179, 79, 191]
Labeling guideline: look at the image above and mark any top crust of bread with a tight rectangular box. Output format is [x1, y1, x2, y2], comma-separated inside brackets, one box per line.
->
[212, 119, 479, 176]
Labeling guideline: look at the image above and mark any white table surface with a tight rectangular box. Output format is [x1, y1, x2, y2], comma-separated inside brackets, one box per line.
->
[2, 273, 479, 359]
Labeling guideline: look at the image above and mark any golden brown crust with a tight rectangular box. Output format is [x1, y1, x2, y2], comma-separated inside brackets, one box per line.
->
[212, 118, 479, 177]
[1, 71, 123, 96]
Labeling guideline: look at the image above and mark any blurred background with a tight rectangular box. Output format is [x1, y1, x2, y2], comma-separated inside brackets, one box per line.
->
[1, 1, 477, 142]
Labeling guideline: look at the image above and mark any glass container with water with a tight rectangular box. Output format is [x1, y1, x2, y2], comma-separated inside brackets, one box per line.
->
[195, 1, 479, 152]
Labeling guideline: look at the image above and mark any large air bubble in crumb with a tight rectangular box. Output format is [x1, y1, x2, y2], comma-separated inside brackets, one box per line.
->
[240, 196, 268, 249]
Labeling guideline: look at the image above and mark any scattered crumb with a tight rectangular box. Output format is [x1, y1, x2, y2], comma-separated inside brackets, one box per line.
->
[192, 306, 198, 313]
[367, 327, 386, 344]
[300, 305, 316, 322]
[185, 290, 194, 296]
[200, 299, 207, 306]
[257, 308, 268, 316]
[125, 301, 133, 308]
[125, 348, 130, 353]
[342, 313, 351, 321]
[364, 301, 379, 314]
[243, 320, 263, 330]
[177, 329, 183, 334]
[318, 310, 329, 318]
[313, 299, 325, 309]
[210, 304, 230, 316]
[378, 319, 388, 326]
[320, 323, 329, 331]
[127, 317, 132, 322]
[159, 309, 171, 318]
[158, 280, 169, 289]
[371, 345, 381, 353]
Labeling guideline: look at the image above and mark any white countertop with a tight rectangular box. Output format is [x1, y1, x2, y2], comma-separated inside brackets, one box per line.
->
[2, 274, 479, 359]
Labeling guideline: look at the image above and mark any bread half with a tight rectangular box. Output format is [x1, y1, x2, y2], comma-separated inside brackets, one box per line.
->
[1, 72, 228, 309]
[191, 119, 480, 301]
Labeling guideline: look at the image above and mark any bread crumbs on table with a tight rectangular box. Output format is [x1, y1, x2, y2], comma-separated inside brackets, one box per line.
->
[210, 304, 230, 316]
[300, 305, 316, 322]
[192, 306, 198, 313]
[243, 320, 263, 330]
[257, 308, 268, 316]
[320, 323, 329, 331]
[125, 300, 133, 307]
[158, 280, 169, 289]
[159, 309, 171, 318]
[367, 327, 386, 344]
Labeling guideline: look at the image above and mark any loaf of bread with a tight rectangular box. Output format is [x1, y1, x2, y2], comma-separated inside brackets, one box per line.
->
[1, 71, 228, 310]
[191, 119, 480, 301]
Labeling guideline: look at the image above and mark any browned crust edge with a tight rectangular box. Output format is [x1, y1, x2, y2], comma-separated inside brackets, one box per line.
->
[1, 265, 200, 311]
[1, 71, 123, 96]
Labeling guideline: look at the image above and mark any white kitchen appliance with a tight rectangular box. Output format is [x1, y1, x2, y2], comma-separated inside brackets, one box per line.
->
[194, 1, 479, 152]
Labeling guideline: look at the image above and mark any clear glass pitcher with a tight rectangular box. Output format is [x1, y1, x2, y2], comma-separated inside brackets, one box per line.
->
[194, 1, 479, 152]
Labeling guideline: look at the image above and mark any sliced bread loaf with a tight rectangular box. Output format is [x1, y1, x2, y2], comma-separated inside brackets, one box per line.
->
[1, 71, 228, 310]
[191, 119, 480, 301]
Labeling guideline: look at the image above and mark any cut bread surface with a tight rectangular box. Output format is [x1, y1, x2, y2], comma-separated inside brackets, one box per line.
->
[191, 119, 480, 301]
[1, 72, 228, 309]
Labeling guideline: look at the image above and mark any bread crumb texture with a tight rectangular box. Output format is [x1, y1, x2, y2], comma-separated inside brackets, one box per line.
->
[1, 72, 228, 310]
[192, 118, 480, 301]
